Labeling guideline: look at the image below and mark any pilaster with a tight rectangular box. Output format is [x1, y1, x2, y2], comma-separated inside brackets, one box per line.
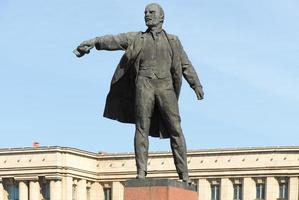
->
[91, 182, 104, 200]
[0, 179, 4, 200]
[62, 176, 73, 200]
[78, 179, 87, 200]
[198, 178, 211, 200]
[29, 180, 40, 200]
[112, 181, 124, 200]
[289, 177, 299, 200]
[266, 177, 279, 200]
[19, 181, 28, 200]
[243, 177, 256, 200]
[50, 179, 62, 200]
[220, 178, 233, 200]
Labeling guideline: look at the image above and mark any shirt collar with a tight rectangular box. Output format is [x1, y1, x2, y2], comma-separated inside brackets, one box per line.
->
[146, 27, 163, 39]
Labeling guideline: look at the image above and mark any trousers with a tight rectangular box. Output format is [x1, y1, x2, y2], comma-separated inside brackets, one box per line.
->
[134, 76, 188, 177]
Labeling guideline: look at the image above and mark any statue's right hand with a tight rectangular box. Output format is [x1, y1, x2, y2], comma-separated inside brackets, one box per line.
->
[78, 45, 92, 54]
[73, 38, 97, 57]
[73, 45, 92, 57]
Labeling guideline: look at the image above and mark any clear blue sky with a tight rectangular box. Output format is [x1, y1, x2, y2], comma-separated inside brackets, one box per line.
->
[0, 0, 298, 153]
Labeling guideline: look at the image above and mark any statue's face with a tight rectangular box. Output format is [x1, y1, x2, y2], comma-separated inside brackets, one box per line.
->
[144, 4, 163, 28]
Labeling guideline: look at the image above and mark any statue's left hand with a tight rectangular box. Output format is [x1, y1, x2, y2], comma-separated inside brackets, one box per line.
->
[194, 86, 204, 100]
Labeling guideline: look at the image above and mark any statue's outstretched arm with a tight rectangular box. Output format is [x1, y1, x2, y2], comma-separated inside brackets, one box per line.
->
[73, 32, 138, 57]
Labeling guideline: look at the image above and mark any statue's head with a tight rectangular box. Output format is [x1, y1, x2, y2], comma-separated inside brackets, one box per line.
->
[144, 3, 164, 28]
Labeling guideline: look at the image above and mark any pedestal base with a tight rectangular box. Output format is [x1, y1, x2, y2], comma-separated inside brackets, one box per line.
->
[124, 179, 197, 200]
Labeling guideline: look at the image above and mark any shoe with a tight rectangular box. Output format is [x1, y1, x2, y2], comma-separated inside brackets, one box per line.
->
[183, 178, 192, 184]
[179, 173, 191, 184]
[136, 171, 147, 179]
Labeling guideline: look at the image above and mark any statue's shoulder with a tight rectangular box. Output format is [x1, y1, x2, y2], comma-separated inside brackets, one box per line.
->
[123, 31, 144, 44]
[124, 31, 141, 41]
[165, 33, 179, 41]
[161, 30, 178, 40]
[126, 31, 140, 36]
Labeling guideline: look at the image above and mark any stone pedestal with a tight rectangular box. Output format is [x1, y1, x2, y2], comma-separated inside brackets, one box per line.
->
[124, 179, 197, 200]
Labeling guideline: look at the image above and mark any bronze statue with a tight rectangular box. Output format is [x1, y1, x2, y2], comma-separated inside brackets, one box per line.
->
[74, 3, 204, 183]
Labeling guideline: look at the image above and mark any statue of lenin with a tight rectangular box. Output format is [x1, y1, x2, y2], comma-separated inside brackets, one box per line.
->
[74, 3, 204, 183]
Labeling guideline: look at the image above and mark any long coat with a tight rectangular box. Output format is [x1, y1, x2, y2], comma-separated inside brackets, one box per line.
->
[96, 30, 202, 138]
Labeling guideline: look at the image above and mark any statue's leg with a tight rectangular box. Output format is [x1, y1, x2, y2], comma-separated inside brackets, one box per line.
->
[134, 77, 155, 178]
[155, 78, 189, 181]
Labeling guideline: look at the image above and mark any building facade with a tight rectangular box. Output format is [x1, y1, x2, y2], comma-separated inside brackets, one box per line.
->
[0, 146, 299, 200]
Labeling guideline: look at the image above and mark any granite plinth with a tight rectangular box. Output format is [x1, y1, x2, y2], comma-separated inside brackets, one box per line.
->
[124, 179, 197, 200]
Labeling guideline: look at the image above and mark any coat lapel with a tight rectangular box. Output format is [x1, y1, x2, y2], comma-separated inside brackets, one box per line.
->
[110, 32, 144, 85]
[126, 32, 144, 61]
[163, 30, 182, 98]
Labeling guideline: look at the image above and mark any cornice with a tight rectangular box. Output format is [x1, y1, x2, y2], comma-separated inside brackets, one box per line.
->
[1, 146, 299, 159]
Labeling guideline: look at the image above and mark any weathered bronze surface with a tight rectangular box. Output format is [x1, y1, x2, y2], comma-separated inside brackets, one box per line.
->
[74, 3, 204, 182]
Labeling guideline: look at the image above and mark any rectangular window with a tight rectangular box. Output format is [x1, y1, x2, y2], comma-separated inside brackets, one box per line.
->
[7, 183, 19, 200]
[279, 182, 288, 199]
[256, 183, 265, 200]
[41, 182, 50, 200]
[104, 188, 112, 200]
[211, 185, 220, 200]
[233, 184, 242, 200]
[72, 184, 77, 200]
[86, 186, 91, 200]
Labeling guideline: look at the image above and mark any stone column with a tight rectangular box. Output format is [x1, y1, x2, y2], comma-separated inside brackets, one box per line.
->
[50, 180, 62, 200]
[78, 179, 87, 200]
[29, 180, 40, 200]
[91, 182, 104, 200]
[19, 181, 28, 200]
[0, 180, 4, 200]
[220, 178, 233, 200]
[266, 177, 279, 200]
[243, 177, 256, 200]
[62, 176, 73, 200]
[112, 182, 124, 200]
[289, 177, 298, 200]
[198, 178, 211, 200]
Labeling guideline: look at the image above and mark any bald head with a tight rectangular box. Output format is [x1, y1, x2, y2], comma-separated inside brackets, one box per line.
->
[144, 3, 165, 28]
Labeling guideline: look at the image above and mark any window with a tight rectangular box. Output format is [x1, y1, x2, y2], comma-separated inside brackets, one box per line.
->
[72, 184, 77, 200]
[233, 184, 242, 200]
[279, 179, 288, 199]
[211, 185, 220, 200]
[41, 181, 50, 200]
[256, 183, 265, 200]
[86, 186, 91, 200]
[104, 188, 111, 200]
[6, 182, 19, 200]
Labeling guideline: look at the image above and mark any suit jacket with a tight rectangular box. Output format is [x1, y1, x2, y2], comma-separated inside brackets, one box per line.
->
[95, 30, 202, 138]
